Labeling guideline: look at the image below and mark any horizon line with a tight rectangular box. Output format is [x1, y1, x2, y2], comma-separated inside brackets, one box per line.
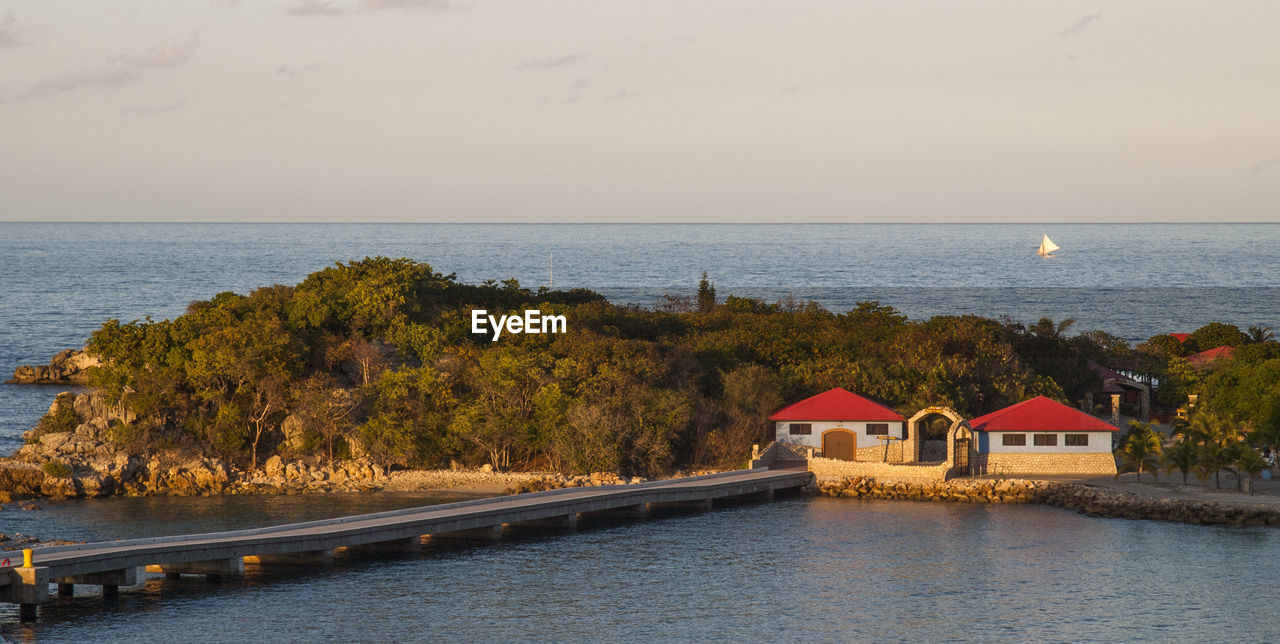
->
[3, 220, 1279, 226]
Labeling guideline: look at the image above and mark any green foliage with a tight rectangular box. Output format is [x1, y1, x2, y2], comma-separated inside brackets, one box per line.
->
[30, 392, 81, 442]
[68, 255, 1157, 476]
[42, 460, 73, 478]
[696, 272, 716, 313]
[1188, 322, 1251, 352]
[1117, 421, 1163, 481]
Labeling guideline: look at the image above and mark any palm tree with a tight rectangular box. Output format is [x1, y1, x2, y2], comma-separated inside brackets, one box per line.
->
[1117, 421, 1163, 481]
[1163, 439, 1198, 485]
[1248, 325, 1274, 344]
[1235, 446, 1268, 495]
[1196, 443, 1234, 489]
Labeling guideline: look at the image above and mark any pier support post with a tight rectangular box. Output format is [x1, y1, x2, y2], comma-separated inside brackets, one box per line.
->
[582, 504, 649, 520]
[430, 525, 504, 541]
[57, 583, 74, 597]
[147, 558, 243, 579]
[345, 537, 421, 553]
[53, 567, 138, 589]
[648, 498, 713, 512]
[512, 514, 578, 531]
[243, 550, 334, 566]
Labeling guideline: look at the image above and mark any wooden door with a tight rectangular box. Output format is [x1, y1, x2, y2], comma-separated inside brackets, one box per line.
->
[823, 430, 856, 461]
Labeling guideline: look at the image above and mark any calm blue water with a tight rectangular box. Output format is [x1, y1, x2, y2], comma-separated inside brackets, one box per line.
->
[2, 223, 1278, 451]
[4, 496, 1279, 642]
[2, 223, 1280, 639]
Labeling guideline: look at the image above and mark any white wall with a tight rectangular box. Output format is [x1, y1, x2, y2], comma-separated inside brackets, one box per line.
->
[977, 431, 1112, 454]
[776, 420, 905, 449]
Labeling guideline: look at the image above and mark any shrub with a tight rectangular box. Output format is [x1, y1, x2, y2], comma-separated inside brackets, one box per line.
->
[29, 392, 82, 443]
[42, 460, 73, 478]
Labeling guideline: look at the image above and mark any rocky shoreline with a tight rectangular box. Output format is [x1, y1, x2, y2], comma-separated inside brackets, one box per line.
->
[818, 476, 1280, 527]
[6, 349, 98, 385]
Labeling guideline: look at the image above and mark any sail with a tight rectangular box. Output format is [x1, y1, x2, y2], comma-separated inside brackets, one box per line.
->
[1037, 234, 1060, 256]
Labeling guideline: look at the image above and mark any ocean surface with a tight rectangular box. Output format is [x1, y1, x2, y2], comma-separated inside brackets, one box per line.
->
[4, 495, 1280, 642]
[2, 223, 1279, 640]
[2, 222, 1278, 452]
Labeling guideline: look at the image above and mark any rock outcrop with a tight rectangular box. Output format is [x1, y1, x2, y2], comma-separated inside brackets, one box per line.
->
[7, 349, 100, 385]
[0, 388, 392, 499]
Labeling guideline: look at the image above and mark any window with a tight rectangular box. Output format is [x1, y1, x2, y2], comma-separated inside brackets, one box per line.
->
[1065, 434, 1089, 447]
[1033, 434, 1058, 447]
[1002, 434, 1026, 446]
[867, 423, 889, 436]
[789, 423, 812, 436]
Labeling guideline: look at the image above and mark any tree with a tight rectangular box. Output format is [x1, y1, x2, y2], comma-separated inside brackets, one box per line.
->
[1162, 439, 1197, 485]
[1234, 446, 1268, 495]
[1248, 325, 1275, 344]
[246, 375, 287, 471]
[1188, 322, 1251, 352]
[298, 376, 358, 465]
[697, 272, 716, 313]
[1118, 421, 1163, 481]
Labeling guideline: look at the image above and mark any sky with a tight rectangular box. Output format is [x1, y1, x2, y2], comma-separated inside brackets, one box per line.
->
[1, 1, 1278, 223]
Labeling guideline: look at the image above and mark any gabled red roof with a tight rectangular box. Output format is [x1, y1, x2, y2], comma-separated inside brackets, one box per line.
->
[769, 387, 905, 422]
[1186, 345, 1234, 367]
[1168, 333, 1192, 343]
[969, 396, 1119, 432]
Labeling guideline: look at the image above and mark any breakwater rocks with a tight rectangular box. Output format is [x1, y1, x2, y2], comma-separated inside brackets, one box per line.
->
[7, 348, 99, 385]
[818, 477, 1280, 527]
[505, 472, 645, 494]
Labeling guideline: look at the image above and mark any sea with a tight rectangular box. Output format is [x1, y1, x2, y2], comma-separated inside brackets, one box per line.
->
[2, 222, 1279, 640]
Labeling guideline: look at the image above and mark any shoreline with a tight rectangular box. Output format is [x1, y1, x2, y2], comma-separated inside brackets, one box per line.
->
[817, 474, 1280, 527]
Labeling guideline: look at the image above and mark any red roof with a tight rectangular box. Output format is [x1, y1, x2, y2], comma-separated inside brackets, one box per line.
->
[1168, 333, 1192, 343]
[769, 387, 905, 422]
[1186, 345, 1234, 367]
[969, 396, 1119, 433]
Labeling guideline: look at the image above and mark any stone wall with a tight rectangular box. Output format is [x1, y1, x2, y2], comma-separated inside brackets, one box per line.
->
[807, 457, 952, 484]
[974, 452, 1116, 476]
[818, 477, 1280, 527]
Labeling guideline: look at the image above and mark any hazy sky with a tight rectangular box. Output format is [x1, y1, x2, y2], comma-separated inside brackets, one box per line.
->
[2, 2, 1277, 223]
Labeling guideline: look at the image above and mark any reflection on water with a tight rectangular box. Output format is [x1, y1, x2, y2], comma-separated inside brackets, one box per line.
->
[3, 496, 1279, 641]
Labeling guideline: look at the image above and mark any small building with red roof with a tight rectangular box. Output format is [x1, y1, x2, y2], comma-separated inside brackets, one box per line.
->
[969, 396, 1118, 475]
[769, 387, 906, 461]
[1186, 345, 1234, 369]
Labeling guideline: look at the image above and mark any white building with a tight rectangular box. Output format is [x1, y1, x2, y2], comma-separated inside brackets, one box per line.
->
[968, 396, 1119, 475]
[770, 387, 907, 461]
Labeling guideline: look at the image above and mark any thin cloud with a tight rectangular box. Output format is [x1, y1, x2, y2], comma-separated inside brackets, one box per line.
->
[122, 101, 185, 116]
[0, 12, 25, 48]
[116, 33, 200, 69]
[360, 0, 466, 11]
[288, 1, 347, 15]
[21, 34, 199, 101]
[24, 68, 143, 100]
[1061, 12, 1101, 37]
[517, 52, 587, 71]
[275, 63, 319, 76]
[287, 0, 468, 15]
[1251, 158, 1279, 175]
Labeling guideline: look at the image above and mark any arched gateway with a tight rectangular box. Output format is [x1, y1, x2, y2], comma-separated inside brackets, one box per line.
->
[905, 407, 970, 470]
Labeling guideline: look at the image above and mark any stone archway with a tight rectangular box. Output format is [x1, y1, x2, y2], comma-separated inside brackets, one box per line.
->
[905, 407, 965, 463]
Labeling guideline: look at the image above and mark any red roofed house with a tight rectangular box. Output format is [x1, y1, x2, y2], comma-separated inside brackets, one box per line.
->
[769, 387, 906, 461]
[1186, 345, 1234, 369]
[1168, 333, 1192, 343]
[969, 396, 1118, 475]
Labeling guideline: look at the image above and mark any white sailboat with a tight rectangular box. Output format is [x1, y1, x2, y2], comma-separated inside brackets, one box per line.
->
[1037, 234, 1060, 257]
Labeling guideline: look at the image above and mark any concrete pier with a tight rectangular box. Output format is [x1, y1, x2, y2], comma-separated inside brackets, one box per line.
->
[0, 468, 812, 621]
